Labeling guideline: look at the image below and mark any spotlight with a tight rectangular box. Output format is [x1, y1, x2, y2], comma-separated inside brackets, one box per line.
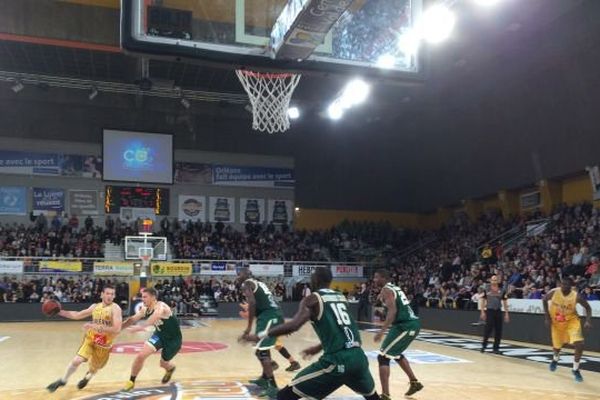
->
[11, 80, 24, 93]
[327, 100, 344, 120]
[420, 4, 456, 44]
[397, 29, 420, 58]
[180, 98, 190, 109]
[376, 54, 396, 69]
[287, 106, 300, 119]
[294, 207, 300, 212]
[340, 79, 370, 108]
[88, 86, 98, 100]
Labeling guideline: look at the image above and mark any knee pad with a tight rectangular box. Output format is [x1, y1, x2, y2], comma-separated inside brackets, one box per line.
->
[255, 349, 271, 361]
[377, 354, 391, 366]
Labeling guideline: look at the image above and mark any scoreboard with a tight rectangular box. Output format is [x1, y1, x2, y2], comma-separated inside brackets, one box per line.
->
[104, 185, 169, 215]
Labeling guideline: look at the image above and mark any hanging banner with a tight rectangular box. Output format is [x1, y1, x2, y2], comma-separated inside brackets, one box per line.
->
[178, 195, 207, 222]
[93, 261, 134, 276]
[267, 199, 294, 224]
[208, 197, 235, 223]
[174, 162, 213, 184]
[0, 260, 24, 274]
[249, 264, 284, 277]
[32, 188, 65, 215]
[292, 264, 325, 277]
[69, 190, 99, 216]
[39, 260, 82, 272]
[239, 198, 265, 224]
[331, 265, 364, 278]
[199, 262, 238, 276]
[0, 186, 27, 215]
[151, 262, 192, 276]
[213, 165, 294, 189]
[587, 166, 600, 201]
[0, 150, 102, 178]
[520, 191, 541, 210]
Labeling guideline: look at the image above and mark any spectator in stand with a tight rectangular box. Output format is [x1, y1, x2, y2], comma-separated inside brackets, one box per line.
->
[583, 286, 599, 301]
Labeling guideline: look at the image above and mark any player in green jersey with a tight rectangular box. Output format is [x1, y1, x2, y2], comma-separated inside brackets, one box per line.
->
[238, 268, 295, 398]
[243, 267, 380, 400]
[373, 269, 423, 398]
[121, 287, 182, 391]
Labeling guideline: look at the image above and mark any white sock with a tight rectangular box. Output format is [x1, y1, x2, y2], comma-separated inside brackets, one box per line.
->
[573, 361, 580, 371]
[62, 363, 79, 383]
[84, 371, 95, 381]
[553, 353, 560, 362]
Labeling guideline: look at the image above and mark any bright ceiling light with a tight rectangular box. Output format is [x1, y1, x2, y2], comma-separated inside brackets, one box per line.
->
[287, 106, 300, 119]
[474, 0, 502, 6]
[420, 4, 456, 44]
[376, 54, 396, 69]
[397, 29, 420, 57]
[340, 79, 370, 108]
[327, 100, 344, 120]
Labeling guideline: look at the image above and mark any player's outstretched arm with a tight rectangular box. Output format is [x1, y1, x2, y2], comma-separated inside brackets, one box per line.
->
[58, 304, 95, 320]
[122, 306, 146, 329]
[242, 281, 257, 335]
[576, 294, 593, 329]
[374, 287, 396, 342]
[265, 294, 318, 337]
[542, 289, 555, 326]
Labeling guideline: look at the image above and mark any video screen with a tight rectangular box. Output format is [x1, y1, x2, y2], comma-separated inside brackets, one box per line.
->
[103, 129, 173, 184]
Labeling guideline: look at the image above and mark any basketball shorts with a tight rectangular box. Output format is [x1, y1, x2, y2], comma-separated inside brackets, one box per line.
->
[77, 337, 112, 372]
[551, 318, 583, 349]
[290, 347, 375, 400]
[147, 333, 182, 361]
[379, 320, 420, 359]
[255, 312, 284, 350]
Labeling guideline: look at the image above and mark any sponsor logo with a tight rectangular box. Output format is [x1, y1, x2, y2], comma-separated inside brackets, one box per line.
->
[112, 341, 228, 354]
[81, 381, 364, 400]
[364, 349, 470, 364]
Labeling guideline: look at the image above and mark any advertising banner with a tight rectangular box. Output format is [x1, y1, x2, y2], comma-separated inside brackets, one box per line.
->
[0, 150, 102, 178]
[507, 299, 600, 318]
[239, 198, 265, 224]
[267, 199, 294, 224]
[331, 265, 364, 278]
[39, 260, 82, 272]
[32, 187, 65, 215]
[151, 262, 192, 276]
[208, 197, 235, 223]
[178, 195, 207, 222]
[249, 264, 284, 277]
[0, 186, 27, 215]
[0, 260, 24, 274]
[174, 162, 213, 184]
[292, 264, 324, 277]
[213, 165, 294, 189]
[199, 261, 238, 276]
[93, 261, 134, 276]
[69, 190, 99, 216]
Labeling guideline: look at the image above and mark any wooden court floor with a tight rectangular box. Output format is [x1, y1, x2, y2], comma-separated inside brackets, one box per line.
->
[0, 319, 598, 400]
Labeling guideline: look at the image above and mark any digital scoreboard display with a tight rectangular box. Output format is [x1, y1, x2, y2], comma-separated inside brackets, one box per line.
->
[104, 186, 169, 215]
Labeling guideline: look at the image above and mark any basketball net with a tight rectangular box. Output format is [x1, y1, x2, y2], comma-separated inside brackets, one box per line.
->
[236, 70, 301, 134]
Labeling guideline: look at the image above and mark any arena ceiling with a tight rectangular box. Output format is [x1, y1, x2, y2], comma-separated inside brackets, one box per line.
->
[0, 0, 599, 213]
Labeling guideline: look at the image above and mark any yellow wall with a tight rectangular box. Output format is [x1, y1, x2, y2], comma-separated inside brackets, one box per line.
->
[331, 281, 364, 294]
[562, 174, 592, 205]
[295, 209, 425, 230]
[482, 196, 501, 211]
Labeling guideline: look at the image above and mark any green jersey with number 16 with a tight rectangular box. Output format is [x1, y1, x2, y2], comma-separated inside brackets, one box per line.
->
[312, 289, 362, 355]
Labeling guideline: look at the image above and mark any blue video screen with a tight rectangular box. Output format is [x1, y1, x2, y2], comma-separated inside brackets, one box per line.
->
[103, 129, 173, 184]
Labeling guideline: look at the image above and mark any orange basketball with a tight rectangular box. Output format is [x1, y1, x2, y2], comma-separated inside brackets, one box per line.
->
[42, 299, 61, 316]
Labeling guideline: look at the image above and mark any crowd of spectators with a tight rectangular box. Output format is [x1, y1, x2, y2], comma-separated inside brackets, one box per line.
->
[1, 203, 600, 312]
[0, 275, 128, 305]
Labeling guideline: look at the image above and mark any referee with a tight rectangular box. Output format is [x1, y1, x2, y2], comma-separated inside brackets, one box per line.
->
[480, 275, 509, 354]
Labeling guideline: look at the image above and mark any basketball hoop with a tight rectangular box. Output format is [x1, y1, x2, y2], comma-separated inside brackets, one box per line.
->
[236, 70, 301, 134]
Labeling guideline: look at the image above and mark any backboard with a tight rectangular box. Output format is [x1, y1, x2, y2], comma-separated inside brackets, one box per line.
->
[121, 0, 423, 81]
[124, 235, 168, 261]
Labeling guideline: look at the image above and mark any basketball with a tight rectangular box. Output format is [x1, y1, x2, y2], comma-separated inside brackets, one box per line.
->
[42, 300, 61, 317]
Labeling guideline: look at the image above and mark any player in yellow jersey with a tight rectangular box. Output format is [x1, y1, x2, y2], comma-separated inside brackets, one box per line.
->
[46, 285, 123, 392]
[542, 277, 592, 382]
